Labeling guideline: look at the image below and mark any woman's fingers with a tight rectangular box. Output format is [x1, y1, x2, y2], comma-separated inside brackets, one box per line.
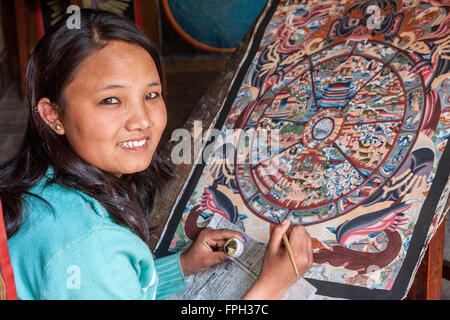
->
[289, 224, 307, 243]
[211, 251, 232, 264]
[210, 228, 244, 241]
[288, 225, 313, 270]
[289, 225, 309, 252]
[268, 218, 291, 253]
[181, 227, 243, 275]
[307, 231, 312, 252]
[199, 227, 245, 249]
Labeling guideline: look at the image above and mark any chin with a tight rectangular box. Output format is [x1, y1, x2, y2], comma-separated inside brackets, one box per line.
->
[121, 160, 152, 175]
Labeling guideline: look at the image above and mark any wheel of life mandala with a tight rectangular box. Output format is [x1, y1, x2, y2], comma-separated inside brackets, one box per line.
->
[234, 41, 425, 225]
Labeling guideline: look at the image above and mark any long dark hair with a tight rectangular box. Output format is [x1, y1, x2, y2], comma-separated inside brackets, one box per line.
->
[0, 9, 171, 244]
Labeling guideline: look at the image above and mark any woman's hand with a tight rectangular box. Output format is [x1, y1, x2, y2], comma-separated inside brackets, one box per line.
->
[243, 219, 313, 300]
[179, 227, 245, 276]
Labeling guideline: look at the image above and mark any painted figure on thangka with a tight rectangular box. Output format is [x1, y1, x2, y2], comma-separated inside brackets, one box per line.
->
[158, 0, 450, 296]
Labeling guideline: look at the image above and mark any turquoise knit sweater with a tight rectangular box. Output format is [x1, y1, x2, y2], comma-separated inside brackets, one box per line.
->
[7, 168, 189, 300]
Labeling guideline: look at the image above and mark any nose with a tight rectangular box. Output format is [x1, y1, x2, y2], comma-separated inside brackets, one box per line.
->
[125, 99, 151, 132]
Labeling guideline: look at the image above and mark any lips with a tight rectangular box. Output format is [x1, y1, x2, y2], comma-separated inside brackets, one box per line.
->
[117, 137, 149, 151]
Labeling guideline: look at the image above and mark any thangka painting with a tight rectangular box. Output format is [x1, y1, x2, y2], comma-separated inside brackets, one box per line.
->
[155, 0, 450, 299]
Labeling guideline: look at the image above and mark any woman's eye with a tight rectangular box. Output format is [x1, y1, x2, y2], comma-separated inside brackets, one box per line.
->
[146, 92, 159, 100]
[100, 97, 120, 105]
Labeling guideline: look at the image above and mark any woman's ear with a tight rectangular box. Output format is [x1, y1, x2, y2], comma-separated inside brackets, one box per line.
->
[36, 97, 65, 135]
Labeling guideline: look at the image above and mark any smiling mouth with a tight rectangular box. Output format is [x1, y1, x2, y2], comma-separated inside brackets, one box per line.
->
[117, 138, 149, 151]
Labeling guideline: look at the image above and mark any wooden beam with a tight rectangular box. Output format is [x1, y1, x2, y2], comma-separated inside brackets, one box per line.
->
[138, 0, 159, 46]
[407, 220, 445, 300]
[69, 0, 83, 7]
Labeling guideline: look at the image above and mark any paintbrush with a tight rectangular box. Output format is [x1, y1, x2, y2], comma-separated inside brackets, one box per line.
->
[276, 216, 300, 278]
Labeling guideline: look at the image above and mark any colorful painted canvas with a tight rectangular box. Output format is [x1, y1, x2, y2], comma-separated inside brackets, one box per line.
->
[155, 0, 450, 299]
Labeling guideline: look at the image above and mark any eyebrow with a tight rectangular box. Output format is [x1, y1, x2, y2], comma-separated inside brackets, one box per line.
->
[97, 81, 161, 92]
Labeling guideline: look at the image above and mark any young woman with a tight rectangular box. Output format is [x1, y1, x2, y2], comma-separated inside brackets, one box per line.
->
[1, 9, 312, 300]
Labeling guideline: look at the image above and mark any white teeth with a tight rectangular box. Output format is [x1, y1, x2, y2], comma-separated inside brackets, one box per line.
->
[119, 139, 146, 149]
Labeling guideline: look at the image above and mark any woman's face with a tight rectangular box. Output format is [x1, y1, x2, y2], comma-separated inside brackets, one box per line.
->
[60, 40, 167, 177]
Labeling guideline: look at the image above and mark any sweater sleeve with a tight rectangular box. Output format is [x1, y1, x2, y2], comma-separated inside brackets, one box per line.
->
[40, 227, 182, 300]
[154, 252, 190, 300]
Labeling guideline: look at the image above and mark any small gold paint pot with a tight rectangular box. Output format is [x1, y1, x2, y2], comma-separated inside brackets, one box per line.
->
[224, 237, 244, 258]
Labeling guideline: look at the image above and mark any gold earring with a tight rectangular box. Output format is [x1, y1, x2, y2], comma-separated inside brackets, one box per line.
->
[55, 124, 62, 131]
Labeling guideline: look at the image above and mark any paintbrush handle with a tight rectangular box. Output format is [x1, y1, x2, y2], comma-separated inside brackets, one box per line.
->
[282, 233, 300, 278]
